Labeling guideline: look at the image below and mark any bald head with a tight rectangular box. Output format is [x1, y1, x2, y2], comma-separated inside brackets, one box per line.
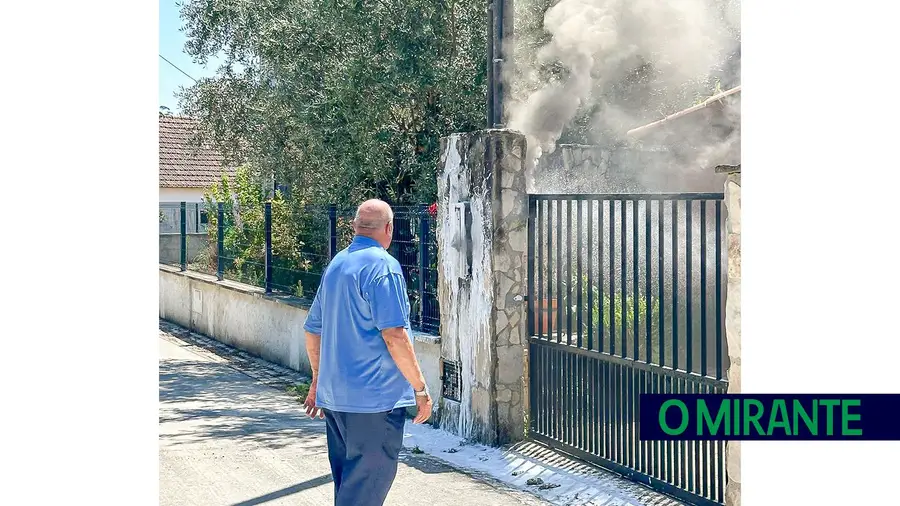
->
[353, 199, 394, 248]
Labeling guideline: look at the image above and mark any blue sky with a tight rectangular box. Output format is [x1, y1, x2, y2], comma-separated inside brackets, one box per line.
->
[159, 0, 222, 112]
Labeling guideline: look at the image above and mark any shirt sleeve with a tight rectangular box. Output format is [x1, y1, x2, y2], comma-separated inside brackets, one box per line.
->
[366, 273, 410, 330]
[303, 291, 323, 335]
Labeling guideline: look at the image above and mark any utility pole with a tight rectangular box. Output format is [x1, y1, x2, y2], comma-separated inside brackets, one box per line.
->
[487, 0, 513, 129]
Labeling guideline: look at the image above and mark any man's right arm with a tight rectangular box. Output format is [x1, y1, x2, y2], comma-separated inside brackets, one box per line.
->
[305, 331, 322, 383]
[302, 292, 325, 419]
[303, 291, 324, 383]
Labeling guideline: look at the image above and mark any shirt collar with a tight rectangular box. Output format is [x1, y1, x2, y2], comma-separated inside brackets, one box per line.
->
[350, 235, 383, 249]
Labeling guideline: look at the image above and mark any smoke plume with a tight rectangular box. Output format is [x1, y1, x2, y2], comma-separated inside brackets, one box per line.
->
[507, 0, 741, 166]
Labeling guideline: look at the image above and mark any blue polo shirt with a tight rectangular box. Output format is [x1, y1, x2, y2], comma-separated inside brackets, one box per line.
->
[303, 235, 416, 413]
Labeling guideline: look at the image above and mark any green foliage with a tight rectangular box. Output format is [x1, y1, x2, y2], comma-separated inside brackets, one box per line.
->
[293, 280, 305, 299]
[591, 293, 660, 342]
[201, 165, 315, 292]
[586, 291, 664, 360]
[554, 273, 670, 362]
[178, 0, 487, 208]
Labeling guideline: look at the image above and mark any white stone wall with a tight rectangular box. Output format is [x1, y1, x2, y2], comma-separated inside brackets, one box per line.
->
[436, 130, 530, 445]
[436, 132, 496, 441]
[159, 266, 312, 373]
[158, 266, 443, 421]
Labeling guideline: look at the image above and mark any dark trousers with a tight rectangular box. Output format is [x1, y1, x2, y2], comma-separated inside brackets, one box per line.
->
[324, 408, 407, 506]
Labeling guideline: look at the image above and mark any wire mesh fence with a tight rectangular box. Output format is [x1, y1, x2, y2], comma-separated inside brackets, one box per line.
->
[386, 206, 440, 335]
[270, 205, 333, 300]
[159, 201, 441, 336]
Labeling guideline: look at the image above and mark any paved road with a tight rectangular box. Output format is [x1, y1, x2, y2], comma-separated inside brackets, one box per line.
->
[159, 334, 549, 506]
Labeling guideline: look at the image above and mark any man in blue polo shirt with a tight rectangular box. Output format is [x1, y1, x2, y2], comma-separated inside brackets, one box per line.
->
[302, 199, 433, 506]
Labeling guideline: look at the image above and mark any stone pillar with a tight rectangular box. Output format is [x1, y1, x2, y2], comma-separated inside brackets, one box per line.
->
[436, 129, 529, 445]
[718, 164, 741, 506]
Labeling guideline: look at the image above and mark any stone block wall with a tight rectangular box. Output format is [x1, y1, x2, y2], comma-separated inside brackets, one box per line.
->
[490, 131, 529, 444]
[531, 144, 726, 194]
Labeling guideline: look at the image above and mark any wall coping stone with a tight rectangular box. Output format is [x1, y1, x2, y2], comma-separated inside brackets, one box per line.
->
[715, 164, 741, 174]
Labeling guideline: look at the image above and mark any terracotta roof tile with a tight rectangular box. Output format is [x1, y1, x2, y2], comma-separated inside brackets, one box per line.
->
[159, 115, 235, 188]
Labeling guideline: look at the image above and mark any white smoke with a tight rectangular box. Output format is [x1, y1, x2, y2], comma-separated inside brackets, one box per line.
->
[508, 0, 741, 165]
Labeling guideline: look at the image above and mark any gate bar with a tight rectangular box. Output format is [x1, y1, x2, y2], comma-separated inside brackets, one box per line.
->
[531, 193, 724, 201]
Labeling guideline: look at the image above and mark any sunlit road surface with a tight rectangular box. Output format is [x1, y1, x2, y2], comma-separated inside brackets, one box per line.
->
[159, 333, 549, 506]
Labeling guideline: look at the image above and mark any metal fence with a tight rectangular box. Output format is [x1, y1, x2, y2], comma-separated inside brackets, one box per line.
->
[527, 193, 729, 506]
[159, 201, 440, 336]
[385, 206, 440, 335]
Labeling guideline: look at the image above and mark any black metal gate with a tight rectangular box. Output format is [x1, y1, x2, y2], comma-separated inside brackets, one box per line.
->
[526, 193, 729, 506]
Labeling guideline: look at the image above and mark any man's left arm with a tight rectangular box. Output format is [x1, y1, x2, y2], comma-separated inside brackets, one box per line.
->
[369, 273, 433, 423]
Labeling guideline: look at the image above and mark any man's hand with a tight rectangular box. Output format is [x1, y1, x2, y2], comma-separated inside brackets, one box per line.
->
[303, 382, 324, 419]
[413, 392, 433, 424]
[304, 331, 323, 419]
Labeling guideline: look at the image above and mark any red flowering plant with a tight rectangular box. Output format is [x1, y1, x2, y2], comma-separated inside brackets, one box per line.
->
[427, 202, 438, 218]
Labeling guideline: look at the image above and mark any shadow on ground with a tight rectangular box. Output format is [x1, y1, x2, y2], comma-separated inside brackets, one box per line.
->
[227, 474, 334, 506]
[157, 325, 551, 498]
[159, 351, 458, 477]
[159, 357, 324, 451]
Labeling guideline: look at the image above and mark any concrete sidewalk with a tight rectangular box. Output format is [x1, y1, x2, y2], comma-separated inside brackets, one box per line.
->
[159, 329, 548, 506]
[159, 321, 682, 506]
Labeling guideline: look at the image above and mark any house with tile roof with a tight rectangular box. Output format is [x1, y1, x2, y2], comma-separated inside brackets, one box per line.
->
[159, 114, 234, 202]
[159, 114, 235, 234]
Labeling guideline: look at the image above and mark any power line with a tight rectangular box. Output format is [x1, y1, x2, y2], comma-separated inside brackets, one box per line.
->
[159, 54, 198, 83]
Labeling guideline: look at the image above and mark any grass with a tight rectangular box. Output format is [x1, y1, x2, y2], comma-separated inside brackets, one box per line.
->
[285, 382, 311, 400]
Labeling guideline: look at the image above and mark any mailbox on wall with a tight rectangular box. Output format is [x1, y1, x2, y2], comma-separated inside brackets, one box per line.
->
[451, 202, 472, 280]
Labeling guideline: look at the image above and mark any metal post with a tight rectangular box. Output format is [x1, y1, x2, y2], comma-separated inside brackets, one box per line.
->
[217, 202, 225, 281]
[265, 202, 273, 294]
[328, 204, 338, 259]
[179, 202, 187, 271]
[417, 204, 429, 329]
[487, 0, 513, 128]
[492, 0, 504, 127]
[526, 197, 536, 338]
[486, 0, 496, 128]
